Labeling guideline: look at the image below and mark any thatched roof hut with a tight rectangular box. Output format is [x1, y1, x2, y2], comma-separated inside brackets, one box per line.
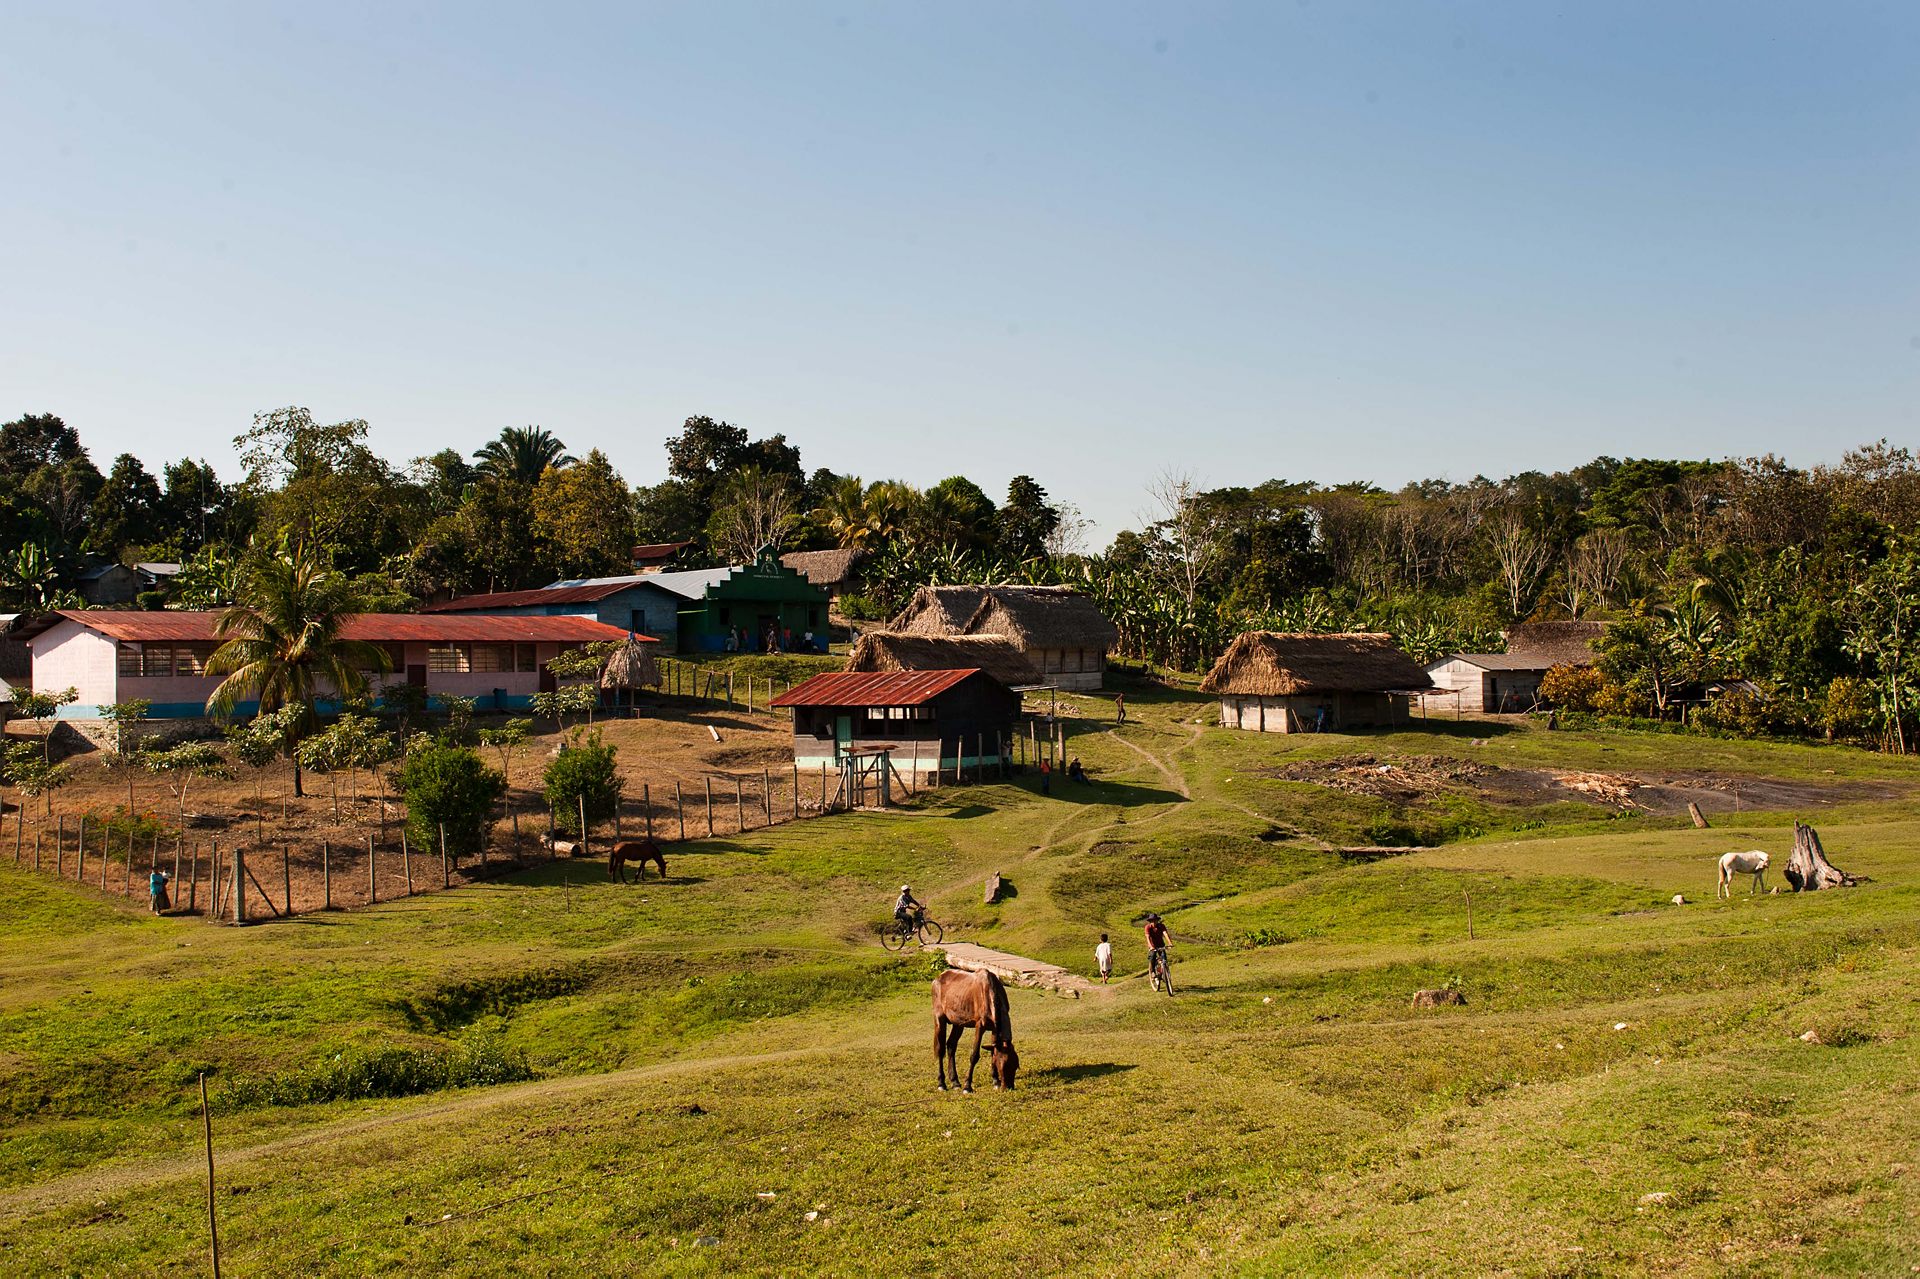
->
[1504, 621, 1606, 668]
[888, 585, 995, 636]
[780, 548, 866, 595]
[598, 638, 660, 691]
[846, 632, 1044, 688]
[1200, 633, 1432, 696]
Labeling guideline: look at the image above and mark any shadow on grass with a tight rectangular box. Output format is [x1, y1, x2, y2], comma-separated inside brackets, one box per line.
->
[1028, 1062, 1137, 1085]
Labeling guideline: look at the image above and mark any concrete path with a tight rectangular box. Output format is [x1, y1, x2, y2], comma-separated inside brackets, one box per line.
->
[933, 941, 1097, 996]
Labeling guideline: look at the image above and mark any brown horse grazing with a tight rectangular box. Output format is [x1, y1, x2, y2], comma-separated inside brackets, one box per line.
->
[932, 968, 1018, 1093]
[609, 839, 667, 883]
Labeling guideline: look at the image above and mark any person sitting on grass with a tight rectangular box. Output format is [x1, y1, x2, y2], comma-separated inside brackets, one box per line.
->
[1067, 757, 1089, 784]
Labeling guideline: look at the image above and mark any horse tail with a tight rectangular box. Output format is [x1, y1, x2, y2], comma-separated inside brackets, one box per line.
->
[989, 971, 1013, 1046]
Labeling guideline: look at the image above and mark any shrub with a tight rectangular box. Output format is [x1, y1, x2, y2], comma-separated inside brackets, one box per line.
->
[1822, 676, 1877, 741]
[219, 1038, 536, 1111]
[1538, 663, 1605, 712]
[1695, 687, 1771, 736]
[398, 742, 506, 855]
[837, 593, 886, 621]
[1590, 679, 1645, 718]
[543, 730, 623, 835]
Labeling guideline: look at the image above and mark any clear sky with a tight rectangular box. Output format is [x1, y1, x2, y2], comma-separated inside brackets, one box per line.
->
[3, 2, 1915, 541]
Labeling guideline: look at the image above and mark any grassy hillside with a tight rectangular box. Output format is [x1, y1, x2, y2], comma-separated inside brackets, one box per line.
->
[4, 684, 1920, 1275]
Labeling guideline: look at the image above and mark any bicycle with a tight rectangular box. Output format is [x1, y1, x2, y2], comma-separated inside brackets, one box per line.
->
[1147, 946, 1174, 995]
[882, 913, 945, 951]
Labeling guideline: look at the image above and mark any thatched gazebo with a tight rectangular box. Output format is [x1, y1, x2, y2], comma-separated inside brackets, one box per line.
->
[846, 632, 1044, 688]
[599, 638, 661, 700]
[1199, 632, 1433, 734]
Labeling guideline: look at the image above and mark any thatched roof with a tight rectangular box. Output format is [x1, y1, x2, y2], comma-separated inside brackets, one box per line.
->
[599, 639, 660, 690]
[781, 548, 866, 590]
[846, 632, 1044, 687]
[887, 585, 994, 635]
[1198, 632, 1433, 696]
[1505, 621, 1606, 667]
[963, 586, 1119, 651]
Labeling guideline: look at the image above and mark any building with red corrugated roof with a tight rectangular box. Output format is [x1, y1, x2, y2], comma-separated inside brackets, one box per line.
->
[770, 667, 1019, 783]
[21, 610, 651, 720]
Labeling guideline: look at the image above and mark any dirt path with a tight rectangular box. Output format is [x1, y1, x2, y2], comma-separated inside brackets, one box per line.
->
[933, 941, 1098, 995]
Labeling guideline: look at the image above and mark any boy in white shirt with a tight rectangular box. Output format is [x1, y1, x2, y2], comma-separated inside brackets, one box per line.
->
[1095, 933, 1113, 983]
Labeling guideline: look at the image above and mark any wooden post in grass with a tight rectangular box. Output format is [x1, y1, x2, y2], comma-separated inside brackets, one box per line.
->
[643, 783, 653, 840]
[1464, 888, 1474, 940]
[746, 677, 752, 714]
[13, 804, 21, 861]
[103, 825, 113, 891]
[188, 843, 198, 914]
[402, 832, 413, 895]
[762, 767, 771, 824]
[76, 816, 85, 883]
[282, 843, 292, 916]
[577, 796, 588, 860]
[727, 671, 734, 708]
[735, 777, 744, 831]
[171, 836, 180, 901]
[791, 762, 800, 819]
[368, 835, 378, 905]
[819, 760, 828, 812]
[675, 782, 685, 841]
[614, 802, 622, 842]
[209, 837, 220, 921]
[232, 845, 246, 924]
[200, 1072, 221, 1279]
[705, 778, 714, 836]
[35, 831, 42, 872]
[57, 814, 66, 874]
[123, 828, 133, 896]
[440, 827, 450, 887]
[322, 841, 331, 909]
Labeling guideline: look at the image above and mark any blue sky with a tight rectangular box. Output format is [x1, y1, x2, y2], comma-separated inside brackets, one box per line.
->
[3, 2, 1915, 541]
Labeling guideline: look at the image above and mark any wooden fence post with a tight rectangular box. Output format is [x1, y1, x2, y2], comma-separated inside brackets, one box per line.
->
[705, 778, 714, 836]
[440, 827, 450, 887]
[322, 841, 331, 909]
[735, 778, 745, 832]
[402, 833, 413, 895]
[675, 782, 685, 841]
[762, 768, 771, 824]
[171, 836, 181, 899]
[282, 843, 293, 916]
[820, 760, 828, 812]
[577, 796, 588, 860]
[35, 831, 42, 871]
[232, 845, 246, 925]
[368, 835, 377, 905]
[792, 762, 800, 819]
[643, 784, 653, 840]
[188, 842, 198, 914]
[13, 804, 21, 861]
[124, 827, 134, 896]
[77, 816, 85, 883]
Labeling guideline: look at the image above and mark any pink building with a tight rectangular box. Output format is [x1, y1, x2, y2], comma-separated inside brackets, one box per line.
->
[23, 610, 651, 719]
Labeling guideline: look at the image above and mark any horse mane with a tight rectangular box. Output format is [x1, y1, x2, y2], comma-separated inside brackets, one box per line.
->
[988, 971, 1013, 1046]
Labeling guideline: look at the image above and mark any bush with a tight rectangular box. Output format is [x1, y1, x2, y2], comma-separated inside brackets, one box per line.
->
[543, 730, 623, 835]
[398, 742, 506, 855]
[1695, 687, 1771, 736]
[1538, 663, 1605, 712]
[1822, 676, 1877, 741]
[219, 1039, 536, 1111]
[837, 593, 886, 621]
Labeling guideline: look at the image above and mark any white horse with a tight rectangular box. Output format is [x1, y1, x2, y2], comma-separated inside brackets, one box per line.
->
[1717, 850, 1770, 898]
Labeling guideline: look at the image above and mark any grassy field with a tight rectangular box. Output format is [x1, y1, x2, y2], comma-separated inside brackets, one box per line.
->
[4, 680, 1920, 1276]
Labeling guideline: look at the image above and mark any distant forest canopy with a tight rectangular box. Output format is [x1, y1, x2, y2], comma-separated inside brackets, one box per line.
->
[6, 407, 1920, 747]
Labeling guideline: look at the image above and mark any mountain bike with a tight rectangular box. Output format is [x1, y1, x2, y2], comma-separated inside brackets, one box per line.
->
[1147, 946, 1174, 995]
[882, 913, 945, 951]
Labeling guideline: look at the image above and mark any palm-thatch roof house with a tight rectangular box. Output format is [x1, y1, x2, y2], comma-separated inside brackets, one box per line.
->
[780, 549, 867, 604]
[1425, 620, 1607, 713]
[846, 632, 1044, 688]
[1199, 632, 1433, 733]
[884, 585, 1119, 691]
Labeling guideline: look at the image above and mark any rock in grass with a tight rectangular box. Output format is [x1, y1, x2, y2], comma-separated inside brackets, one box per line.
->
[1411, 989, 1465, 1008]
[1800, 1029, 1823, 1044]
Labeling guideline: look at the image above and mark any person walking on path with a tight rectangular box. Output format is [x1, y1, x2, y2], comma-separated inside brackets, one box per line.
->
[1095, 933, 1113, 983]
[148, 867, 171, 914]
[1115, 693, 1126, 726]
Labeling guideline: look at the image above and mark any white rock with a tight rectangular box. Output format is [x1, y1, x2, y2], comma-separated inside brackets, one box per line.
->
[1638, 1192, 1670, 1207]
[805, 1211, 820, 1222]
[1263, 996, 1273, 1005]
[1672, 894, 1686, 906]
[1612, 1022, 1629, 1031]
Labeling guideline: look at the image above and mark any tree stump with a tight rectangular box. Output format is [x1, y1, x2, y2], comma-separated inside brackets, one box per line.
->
[1687, 802, 1709, 829]
[984, 872, 1005, 905]
[1411, 989, 1466, 1008]
[1784, 821, 1859, 891]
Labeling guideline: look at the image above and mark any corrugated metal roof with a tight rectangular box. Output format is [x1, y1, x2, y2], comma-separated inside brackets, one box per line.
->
[421, 582, 640, 612]
[46, 610, 651, 644]
[770, 668, 981, 708]
[548, 567, 735, 600]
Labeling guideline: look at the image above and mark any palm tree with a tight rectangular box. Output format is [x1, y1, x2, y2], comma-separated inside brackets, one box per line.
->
[814, 475, 874, 549]
[473, 426, 574, 485]
[204, 545, 390, 796]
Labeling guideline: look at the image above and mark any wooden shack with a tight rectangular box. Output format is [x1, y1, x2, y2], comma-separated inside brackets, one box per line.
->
[1425, 620, 1606, 712]
[770, 668, 1019, 784]
[1199, 632, 1433, 733]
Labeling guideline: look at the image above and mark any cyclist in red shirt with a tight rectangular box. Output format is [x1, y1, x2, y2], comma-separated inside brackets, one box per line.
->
[1142, 913, 1174, 992]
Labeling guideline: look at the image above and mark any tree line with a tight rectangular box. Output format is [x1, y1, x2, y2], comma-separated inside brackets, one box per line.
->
[5, 406, 1919, 748]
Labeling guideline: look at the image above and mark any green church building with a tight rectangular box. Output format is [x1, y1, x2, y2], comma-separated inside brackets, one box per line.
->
[546, 547, 832, 653]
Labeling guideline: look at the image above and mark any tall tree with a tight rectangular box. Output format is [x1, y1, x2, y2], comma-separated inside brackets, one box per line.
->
[473, 427, 573, 485]
[87, 454, 163, 558]
[999, 475, 1061, 562]
[531, 449, 631, 578]
[203, 542, 390, 795]
[707, 465, 800, 562]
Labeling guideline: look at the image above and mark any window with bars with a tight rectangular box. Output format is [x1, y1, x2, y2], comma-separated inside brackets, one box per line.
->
[425, 643, 538, 675]
[117, 642, 215, 677]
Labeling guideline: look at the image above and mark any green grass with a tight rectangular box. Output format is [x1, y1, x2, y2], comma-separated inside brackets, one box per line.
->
[3, 697, 1920, 1274]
